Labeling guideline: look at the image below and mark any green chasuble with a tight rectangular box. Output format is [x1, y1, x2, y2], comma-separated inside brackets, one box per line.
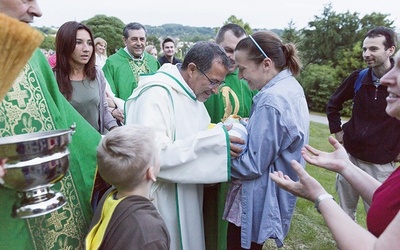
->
[102, 49, 160, 101]
[203, 69, 257, 250]
[0, 49, 101, 250]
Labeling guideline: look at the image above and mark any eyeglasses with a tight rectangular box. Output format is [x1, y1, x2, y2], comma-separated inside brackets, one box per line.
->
[196, 66, 224, 89]
[249, 35, 268, 58]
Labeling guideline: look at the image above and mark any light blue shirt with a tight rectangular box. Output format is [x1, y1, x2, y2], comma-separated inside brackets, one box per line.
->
[231, 69, 310, 248]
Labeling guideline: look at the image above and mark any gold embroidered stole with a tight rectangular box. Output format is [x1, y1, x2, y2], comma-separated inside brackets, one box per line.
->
[0, 59, 93, 249]
[128, 58, 152, 83]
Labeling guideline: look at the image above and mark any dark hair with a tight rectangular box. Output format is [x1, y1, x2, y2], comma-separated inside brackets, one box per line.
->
[54, 21, 96, 100]
[365, 26, 398, 50]
[123, 22, 147, 39]
[181, 41, 230, 72]
[162, 37, 175, 48]
[235, 31, 302, 76]
[215, 23, 247, 44]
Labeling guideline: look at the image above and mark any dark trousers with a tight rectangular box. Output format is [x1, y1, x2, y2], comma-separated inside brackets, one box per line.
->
[227, 222, 263, 250]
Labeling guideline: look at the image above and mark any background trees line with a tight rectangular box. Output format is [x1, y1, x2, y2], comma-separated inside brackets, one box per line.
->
[36, 4, 397, 115]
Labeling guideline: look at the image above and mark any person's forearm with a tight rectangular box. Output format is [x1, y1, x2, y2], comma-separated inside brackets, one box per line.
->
[318, 197, 377, 249]
[339, 162, 381, 205]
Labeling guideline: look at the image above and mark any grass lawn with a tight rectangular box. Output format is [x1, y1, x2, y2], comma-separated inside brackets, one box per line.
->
[263, 121, 367, 249]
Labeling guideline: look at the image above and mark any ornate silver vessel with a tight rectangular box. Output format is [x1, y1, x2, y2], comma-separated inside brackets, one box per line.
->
[0, 125, 75, 219]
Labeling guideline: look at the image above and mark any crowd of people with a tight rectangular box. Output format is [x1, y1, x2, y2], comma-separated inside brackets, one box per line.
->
[0, 0, 399, 249]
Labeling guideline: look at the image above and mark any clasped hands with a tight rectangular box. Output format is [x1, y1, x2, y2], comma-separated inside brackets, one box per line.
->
[225, 123, 245, 158]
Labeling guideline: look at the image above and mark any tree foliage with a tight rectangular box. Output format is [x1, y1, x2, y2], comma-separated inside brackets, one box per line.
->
[335, 41, 364, 80]
[146, 35, 161, 50]
[82, 15, 125, 55]
[281, 20, 301, 44]
[299, 64, 339, 112]
[35, 26, 57, 35]
[360, 12, 395, 33]
[299, 4, 361, 66]
[146, 24, 215, 42]
[40, 35, 55, 51]
[223, 15, 253, 35]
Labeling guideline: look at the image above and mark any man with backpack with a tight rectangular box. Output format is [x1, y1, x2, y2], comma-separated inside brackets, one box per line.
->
[326, 26, 400, 221]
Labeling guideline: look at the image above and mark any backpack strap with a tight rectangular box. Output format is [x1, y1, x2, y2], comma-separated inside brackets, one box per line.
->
[354, 68, 369, 94]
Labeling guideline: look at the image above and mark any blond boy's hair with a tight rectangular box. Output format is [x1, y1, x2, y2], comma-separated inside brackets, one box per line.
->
[97, 125, 156, 191]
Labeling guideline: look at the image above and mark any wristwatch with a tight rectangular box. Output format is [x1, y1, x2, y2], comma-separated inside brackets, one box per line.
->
[314, 193, 334, 214]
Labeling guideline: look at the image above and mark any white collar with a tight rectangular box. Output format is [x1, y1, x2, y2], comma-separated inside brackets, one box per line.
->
[124, 47, 144, 60]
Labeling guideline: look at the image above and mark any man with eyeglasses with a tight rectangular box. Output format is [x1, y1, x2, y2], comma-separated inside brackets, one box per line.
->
[125, 41, 243, 250]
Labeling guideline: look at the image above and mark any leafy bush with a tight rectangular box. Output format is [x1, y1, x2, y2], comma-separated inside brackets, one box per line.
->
[299, 64, 339, 113]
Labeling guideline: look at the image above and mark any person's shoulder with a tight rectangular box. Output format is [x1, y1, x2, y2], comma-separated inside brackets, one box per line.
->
[108, 49, 128, 60]
[158, 55, 167, 63]
[345, 68, 368, 80]
[95, 66, 107, 80]
[33, 48, 50, 63]
[145, 53, 158, 62]
[118, 196, 164, 224]
[174, 57, 182, 64]
[224, 72, 241, 83]
[144, 54, 161, 69]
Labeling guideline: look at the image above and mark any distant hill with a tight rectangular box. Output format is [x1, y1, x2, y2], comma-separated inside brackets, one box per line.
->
[34, 23, 284, 53]
[35, 23, 283, 41]
[145, 23, 216, 41]
[145, 23, 283, 41]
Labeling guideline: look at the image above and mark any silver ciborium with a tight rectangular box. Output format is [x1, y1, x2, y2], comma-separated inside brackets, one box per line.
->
[0, 125, 75, 219]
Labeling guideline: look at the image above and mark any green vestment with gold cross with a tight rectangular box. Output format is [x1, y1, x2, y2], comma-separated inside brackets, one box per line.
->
[0, 49, 101, 250]
[102, 48, 160, 101]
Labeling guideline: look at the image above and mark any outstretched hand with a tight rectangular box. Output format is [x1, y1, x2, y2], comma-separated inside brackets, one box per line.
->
[269, 160, 327, 202]
[301, 136, 353, 174]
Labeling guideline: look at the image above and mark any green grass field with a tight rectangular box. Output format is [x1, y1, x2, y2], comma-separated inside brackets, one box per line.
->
[263, 121, 367, 249]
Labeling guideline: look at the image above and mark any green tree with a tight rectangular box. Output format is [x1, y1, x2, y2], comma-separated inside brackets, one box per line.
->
[82, 15, 125, 55]
[281, 20, 301, 44]
[146, 24, 215, 42]
[299, 4, 360, 67]
[359, 12, 395, 37]
[40, 35, 55, 51]
[146, 35, 161, 50]
[299, 64, 340, 113]
[35, 26, 57, 35]
[335, 41, 364, 80]
[223, 15, 253, 35]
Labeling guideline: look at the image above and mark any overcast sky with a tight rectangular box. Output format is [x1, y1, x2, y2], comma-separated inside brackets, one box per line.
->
[34, 0, 399, 30]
